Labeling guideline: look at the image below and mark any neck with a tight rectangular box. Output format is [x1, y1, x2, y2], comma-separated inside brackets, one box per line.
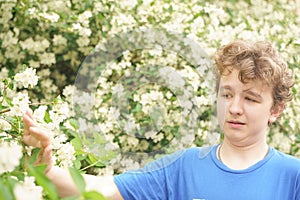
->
[218, 140, 269, 170]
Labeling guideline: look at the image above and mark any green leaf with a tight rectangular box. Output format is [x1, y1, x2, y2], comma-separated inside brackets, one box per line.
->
[0, 178, 14, 200]
[87, 153, 98, 164]
[69, 118, 79, 129]
[71, 137, 83, 151]
[61, 196, 80, 200]
[83, 191, 107, 200]
[27, 164, 59, 200]
[53, 98, 59, 104]
[8, 82, 14, 90]
[85, 154, 105, 169]
[132, 103, 142, 113]
[74, 158, 82, 170]
[27, 148, 41, 165]
[4, 97, 12, 107]
[44, 111, 52, 123]
[68, 167, 86, 194]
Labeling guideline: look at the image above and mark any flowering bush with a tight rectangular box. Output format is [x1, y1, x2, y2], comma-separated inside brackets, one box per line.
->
[0, 0, 300, 199]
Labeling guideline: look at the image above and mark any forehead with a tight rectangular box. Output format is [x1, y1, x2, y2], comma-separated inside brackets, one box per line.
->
[219, 69, 273, 94]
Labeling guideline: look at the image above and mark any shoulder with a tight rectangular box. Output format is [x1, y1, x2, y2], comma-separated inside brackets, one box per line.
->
[273, 149, 300, 163]
[136, 145, 216, 173]
[184, 145, 215, 159]
[272, 148, 300, 171]
[172, 145, 216, 167]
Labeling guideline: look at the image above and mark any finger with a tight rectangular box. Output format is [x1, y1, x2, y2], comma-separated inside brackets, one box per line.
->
[23, 134, 41, 147]
[24, 109, 33, 118]
[45, 163, 52, 175]
[23, 113, 36, 136]
[42, 145, 53, 165]
[36, 145, 52, 165]
[26, 109, 33, 119]
[29, 127, 50, 148]
[35, 145, 53, 173]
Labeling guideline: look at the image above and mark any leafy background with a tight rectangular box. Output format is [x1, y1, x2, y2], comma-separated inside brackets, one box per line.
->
[0, 0, 300, 199]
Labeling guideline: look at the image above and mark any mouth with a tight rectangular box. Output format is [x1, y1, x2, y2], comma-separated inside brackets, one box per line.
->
[227, 120, 246, 126]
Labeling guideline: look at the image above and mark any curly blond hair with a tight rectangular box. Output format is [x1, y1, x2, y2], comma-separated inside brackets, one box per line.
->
[214, 40, 294, 108]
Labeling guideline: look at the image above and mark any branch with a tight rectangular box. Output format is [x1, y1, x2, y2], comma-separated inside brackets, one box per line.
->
[0, 108, 10, 114]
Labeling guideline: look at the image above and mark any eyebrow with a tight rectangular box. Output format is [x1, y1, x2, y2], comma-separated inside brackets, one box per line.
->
[243, 89, 263, 101]
[219, 85, 263, 101]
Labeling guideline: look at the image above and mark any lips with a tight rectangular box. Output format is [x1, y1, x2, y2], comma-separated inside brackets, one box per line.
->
[227, 120, 246, 127]
[227, 120, 246, 125]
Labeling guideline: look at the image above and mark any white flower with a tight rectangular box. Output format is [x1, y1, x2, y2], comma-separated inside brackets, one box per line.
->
[0, 67, 9, 79]
[76, 36, 90, 47]
[158, 67, 185, 90]
[78, 27, 92, 37]
[108, 107, 120, 121]
[145, 130, 157, 139]
[56, 143, 76, 168]
[112, 84, 124, 95]
[0, 140, 23, 174]
[37, 69, 51, 77]
[10, 92, 31, 116]
[28, 60, 40, 68]
[14, 68, 39, 88]
[181, 134, 195, 145]
[120, 158, 140, 171]
[0, 81, 4, 92]
[0, 118, 11, 131]
[78, 10, 92, 26]
[120, 0, 138, 9]
[27, 7, 38, 17]
[127, 136, 139, 147]
[121, 114, 140, 134]
[39, 12, 60, 22]
[153, 133, 164, 143]
[20, 38, 50, 53]
[52, 134, 68, 150]
[165, 91, 173, 99]
[1, 30, 18, 48]
[48, 99, 70, 125]
[53, 34, 67, 46]
[58, 103, 70, 115]
[14, 176, 43, 200]
[39, 52, 56, 65]
[62, 85, 75, 98]
[33, 105, 47, 122]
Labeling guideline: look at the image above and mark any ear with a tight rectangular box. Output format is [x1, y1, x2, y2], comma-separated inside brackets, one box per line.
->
[269, 103, 285, 124]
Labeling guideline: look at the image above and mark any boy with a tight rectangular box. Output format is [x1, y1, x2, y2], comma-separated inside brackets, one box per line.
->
[23, 40, 300, 199]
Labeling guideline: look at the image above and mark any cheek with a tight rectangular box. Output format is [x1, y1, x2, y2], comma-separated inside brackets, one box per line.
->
[217, 98, 227, 125]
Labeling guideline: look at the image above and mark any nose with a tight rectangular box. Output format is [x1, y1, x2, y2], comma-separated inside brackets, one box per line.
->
[229, 97, 243, 116]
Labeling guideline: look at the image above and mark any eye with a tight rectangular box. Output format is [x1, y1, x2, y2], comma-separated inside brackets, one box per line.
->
[221, 93, 232, 99]
[245, 96, 257, 102]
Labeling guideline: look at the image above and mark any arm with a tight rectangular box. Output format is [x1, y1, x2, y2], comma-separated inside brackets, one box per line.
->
[46, 166, 122, 199]
[22, 111, 123, 200]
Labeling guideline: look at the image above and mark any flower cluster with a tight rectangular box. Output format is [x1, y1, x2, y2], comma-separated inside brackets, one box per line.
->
[14, 176, 43, 200]
[0, 138, 23, 175]
[0, 68, 78, 198]
[14, 67, 39, 89]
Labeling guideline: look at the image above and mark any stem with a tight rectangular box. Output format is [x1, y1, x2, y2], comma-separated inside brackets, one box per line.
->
[0, 83, 9, 105]
[80, 160, 104, 171]
[0, 108, 10, 114]
[0, 116, 19, 138]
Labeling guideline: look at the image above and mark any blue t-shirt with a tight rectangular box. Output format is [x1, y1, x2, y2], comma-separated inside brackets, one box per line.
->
[114, 145, 300, 200]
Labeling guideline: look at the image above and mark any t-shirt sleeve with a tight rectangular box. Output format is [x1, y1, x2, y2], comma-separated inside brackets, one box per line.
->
[113, 149, 187, 200]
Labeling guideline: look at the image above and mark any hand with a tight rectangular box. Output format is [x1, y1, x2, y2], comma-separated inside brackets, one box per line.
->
[23, 110, 53, 173]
